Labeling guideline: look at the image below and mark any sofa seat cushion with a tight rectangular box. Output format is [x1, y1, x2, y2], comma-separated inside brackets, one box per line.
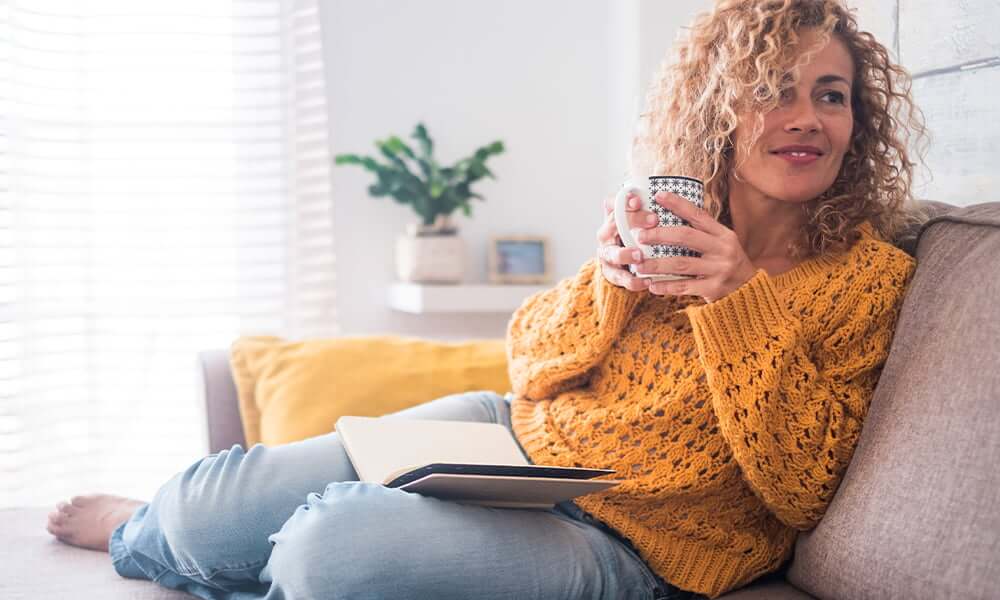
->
[2, 506, 195, 599]
[787, 202, 1000, 600]
[716, 580, 816, 599]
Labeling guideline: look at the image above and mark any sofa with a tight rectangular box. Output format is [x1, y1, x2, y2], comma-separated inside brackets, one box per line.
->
[3, 200, 998, 599]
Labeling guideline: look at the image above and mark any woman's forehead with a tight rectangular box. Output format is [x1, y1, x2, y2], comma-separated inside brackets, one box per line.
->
[791, 30, 855, 83]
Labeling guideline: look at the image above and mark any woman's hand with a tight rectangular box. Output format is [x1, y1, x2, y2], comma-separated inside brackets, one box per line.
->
[595, 191, 660, 291]
[636, 191, 758, 303]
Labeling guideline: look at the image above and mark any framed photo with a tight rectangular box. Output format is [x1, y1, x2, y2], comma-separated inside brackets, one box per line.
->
[489, 236, 551, 284]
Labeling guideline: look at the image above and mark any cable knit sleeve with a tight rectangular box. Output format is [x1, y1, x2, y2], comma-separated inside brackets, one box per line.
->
[683, 247, 916, 531]
[506, 258, 646, 402]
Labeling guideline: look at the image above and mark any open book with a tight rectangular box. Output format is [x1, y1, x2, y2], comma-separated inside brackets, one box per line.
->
[335, 416, 622, 509]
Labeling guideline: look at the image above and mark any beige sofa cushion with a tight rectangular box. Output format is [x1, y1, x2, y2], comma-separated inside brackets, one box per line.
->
[787, 203, 1000, 600]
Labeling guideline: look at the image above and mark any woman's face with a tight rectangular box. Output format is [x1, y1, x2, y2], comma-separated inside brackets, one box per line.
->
[731, 29, 855, 204]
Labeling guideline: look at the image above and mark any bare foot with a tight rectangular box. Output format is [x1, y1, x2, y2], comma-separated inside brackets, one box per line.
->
[46, 494, 146, 552]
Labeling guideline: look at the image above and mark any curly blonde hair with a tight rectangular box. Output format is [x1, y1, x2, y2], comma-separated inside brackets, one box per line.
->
[630, 0, 930, 259]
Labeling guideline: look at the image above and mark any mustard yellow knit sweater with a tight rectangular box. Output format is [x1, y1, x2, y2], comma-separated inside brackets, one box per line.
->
[506, 224, 916, 598]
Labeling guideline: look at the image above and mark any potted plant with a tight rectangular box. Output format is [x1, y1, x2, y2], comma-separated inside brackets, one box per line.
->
[334, 123, 505, 283]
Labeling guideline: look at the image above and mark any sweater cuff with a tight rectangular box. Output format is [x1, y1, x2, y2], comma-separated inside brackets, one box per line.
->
[684, 268, 796, 361]
[592, 259, 648, 321]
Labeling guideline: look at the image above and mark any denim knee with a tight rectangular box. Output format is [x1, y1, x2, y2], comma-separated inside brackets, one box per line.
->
[154, 444, 271, 577]
[261, 481, 664, 600]
[262, 482, 463, 600]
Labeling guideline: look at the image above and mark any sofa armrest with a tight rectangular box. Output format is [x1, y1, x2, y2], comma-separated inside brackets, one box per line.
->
[197, 349, 247, 453]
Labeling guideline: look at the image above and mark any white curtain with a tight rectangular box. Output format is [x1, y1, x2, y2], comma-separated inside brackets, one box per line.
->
[0, 0, 337, 508]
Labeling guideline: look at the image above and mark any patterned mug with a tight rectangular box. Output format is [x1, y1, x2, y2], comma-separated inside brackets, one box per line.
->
[613, 175, 705, 281]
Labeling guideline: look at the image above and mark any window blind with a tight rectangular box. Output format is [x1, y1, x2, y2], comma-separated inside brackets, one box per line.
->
[0, 0, 337, 508]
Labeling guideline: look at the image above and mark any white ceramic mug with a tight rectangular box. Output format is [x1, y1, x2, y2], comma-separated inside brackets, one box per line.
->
[613, 175, 705, 281]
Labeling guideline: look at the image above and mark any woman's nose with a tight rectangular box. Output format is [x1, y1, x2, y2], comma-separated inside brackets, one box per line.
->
[783, 97, 822, 133]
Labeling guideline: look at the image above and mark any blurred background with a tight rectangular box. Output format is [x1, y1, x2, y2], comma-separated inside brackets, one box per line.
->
[1, 0, 996, 508]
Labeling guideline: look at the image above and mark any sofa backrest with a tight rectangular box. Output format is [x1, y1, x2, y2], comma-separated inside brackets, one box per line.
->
[786, 201, 1000, 600]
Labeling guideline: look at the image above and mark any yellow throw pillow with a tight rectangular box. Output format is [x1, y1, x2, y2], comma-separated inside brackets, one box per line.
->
[229, 335, 511, 446]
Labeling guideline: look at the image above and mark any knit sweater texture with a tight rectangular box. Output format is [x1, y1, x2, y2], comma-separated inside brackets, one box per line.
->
[506, 223, 916, 598]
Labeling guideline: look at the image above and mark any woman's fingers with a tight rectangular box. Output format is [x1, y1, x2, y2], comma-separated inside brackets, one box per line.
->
[636, 224, 717, 254]
[597, 212, 652, 245]
[598, 203, 658, 246]
[597, 191, 658, 292]
[633, 211, 660, 229]
[602, 192, 644, 214]
[596, 211, 617, 245]
[598, 242, 651, 291]
[600, 261, 651, 291]
[639, 256, 714, 278]
[599, 243, 644, 266]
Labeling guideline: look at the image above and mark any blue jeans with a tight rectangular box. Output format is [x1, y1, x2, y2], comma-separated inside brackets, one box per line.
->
[109, 391, 699, 600]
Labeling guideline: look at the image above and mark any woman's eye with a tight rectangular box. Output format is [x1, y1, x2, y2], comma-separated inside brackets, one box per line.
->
[821, 91, 846, 105]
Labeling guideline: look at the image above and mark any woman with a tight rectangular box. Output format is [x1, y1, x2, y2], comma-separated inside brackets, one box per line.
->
[45, 1, 927, 598]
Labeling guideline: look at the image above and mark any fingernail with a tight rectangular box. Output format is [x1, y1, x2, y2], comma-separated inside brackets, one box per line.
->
[632, 250, 642, 262]
[642, 278, 651, 287]
[628, 197, 639, 209]
[646, 214, 658, 226]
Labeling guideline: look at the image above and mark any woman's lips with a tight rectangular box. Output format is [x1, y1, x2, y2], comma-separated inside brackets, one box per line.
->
[772, 151, 821, 166]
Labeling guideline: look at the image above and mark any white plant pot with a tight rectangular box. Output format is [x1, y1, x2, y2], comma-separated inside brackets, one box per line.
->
[395, 232, 465, 283]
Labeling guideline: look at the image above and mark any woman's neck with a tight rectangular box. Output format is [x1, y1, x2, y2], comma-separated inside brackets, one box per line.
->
[727, 190, 807, 262]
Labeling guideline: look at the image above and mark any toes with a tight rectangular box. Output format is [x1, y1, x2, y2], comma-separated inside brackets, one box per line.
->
[46, 516, 68, 537]
[57, 502, 79, 517]
[49, 509, 75, 526]
[70, 494, 96, 508]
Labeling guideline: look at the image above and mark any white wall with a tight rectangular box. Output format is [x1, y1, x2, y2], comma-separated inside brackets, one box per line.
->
[898, 0, 1000, 203]
[322, 0, 623, 340]
[606, 0, 641, 190]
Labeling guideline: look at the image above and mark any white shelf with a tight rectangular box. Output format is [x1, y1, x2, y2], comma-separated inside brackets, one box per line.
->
[388, 283, 550, 314]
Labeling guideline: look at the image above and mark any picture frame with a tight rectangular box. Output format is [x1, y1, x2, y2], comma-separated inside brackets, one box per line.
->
[488, 236, 551, 284]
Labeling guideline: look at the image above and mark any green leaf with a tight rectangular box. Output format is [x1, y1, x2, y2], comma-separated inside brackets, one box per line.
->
[334, 154, 387, 176]
[473, 141, 505, 162]
[414, 156, 434, 181]
[413, 123, 434, 158]
[361, 156, 384, 171]
[336, 125, 503, 225]
[377, 140, 413, 174]
[429, 181, 445, 199]
[333, 154, 361, 165]
[465, 162, 487, 180]
[438, 189, 462, 216]
[384, 136, 417, 160]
